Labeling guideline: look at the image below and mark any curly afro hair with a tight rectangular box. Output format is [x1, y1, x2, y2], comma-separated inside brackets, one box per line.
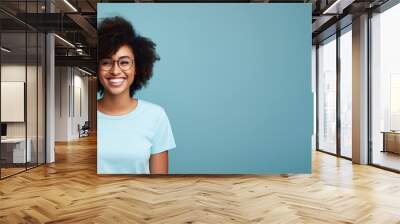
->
[97, 16, 160, 96]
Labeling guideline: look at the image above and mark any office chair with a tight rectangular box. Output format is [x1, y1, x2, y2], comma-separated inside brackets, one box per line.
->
[79, 121, 90, 138]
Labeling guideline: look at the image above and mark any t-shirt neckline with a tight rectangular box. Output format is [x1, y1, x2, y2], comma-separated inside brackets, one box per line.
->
[97, 98, 142, 120]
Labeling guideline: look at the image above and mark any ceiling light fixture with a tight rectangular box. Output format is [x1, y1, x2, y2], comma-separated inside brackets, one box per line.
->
[1, 47, 11, 53]
[323, 0, 342, 14]
[322, 0, 354, 15]
[78, 67, 93, 76]
[63, 0, 78, 12]
[54, 34, 75, 48]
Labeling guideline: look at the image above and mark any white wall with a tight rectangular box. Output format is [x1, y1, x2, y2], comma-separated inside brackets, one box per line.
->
[1, 66, 26, 133]
[70, 70, 89, 139]
[1, 65, 41, 137]
[55, 66, 69, 141]
[54, 67, 89, 141]
[1, 64, 46, 164]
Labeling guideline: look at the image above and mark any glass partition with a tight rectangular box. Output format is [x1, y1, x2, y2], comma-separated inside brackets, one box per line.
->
[0, 0, 46, 179]
[27, 31, 38, 169]
[26, 0, 43, 169]
[317, 35, 337, 155]
[38, 32, 45, 165]
[1, 30, 28, 177]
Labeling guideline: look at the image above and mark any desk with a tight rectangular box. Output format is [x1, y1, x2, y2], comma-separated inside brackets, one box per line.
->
[381, 131, 400, 154]
[1, 138, 31, 163]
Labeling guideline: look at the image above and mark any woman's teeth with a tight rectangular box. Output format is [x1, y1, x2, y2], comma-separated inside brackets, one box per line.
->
[108, 78, 125, 86]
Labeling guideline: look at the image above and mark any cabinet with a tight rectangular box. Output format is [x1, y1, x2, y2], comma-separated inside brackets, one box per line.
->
[382, 131, 400, 154]
[0, 138, 32, 164]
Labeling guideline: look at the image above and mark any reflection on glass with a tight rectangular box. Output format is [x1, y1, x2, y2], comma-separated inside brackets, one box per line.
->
[1, 31, 27, 177]
[27, 31, 38, 169]
[38, 32, 46, 165]
[371, 3, 400, 171]
[340, 28, 352, 158]
[318, 36, 337, 154]
[0, 1, 46, 179]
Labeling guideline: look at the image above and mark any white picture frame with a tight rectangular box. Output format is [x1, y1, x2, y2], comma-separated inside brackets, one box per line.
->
[1, 81, 25, 122]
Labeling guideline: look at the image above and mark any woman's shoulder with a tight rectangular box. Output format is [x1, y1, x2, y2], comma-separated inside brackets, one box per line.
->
[138, 99, 167, 117]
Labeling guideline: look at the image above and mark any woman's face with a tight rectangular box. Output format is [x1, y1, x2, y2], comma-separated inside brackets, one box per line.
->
[99, 45, 135, 97]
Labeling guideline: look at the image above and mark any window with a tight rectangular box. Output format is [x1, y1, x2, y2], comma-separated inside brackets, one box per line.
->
[371, 3, 400, 171]
[317, 35, 337, 154]
[339, 27, 352, 158]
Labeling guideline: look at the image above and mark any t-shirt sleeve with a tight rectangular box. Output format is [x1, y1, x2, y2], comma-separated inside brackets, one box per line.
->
[151, 109, 176, 154]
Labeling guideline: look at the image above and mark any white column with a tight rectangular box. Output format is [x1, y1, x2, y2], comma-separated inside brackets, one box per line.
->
[46, 1, 55, 163]
[46, 33, 55, 163]
[352, 14, 369, 164]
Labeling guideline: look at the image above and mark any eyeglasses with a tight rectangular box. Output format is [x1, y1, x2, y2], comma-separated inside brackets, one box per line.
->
[99, 57, 135, 71]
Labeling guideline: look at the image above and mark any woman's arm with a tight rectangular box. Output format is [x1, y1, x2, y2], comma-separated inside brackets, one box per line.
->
[149, 151, 168, 174]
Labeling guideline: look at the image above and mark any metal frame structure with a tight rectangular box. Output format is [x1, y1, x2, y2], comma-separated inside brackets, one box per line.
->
[0, 0, 47, 179]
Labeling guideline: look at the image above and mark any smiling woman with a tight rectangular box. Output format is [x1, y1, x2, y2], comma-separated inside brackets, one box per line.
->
[97, 16, 176, 174]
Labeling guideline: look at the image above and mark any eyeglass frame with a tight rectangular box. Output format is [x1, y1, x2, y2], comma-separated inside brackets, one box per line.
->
[99, 56, 135, 71]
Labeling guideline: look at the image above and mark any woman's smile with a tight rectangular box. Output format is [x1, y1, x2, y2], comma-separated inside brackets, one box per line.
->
[98, 45, 136, 96]
[107, 76, 127, 87]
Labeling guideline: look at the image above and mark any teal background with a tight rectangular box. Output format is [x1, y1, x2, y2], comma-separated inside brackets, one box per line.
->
[98, 3, 312, 174]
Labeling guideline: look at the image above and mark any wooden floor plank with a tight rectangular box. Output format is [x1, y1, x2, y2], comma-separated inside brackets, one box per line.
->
[0, 134, 400, 223]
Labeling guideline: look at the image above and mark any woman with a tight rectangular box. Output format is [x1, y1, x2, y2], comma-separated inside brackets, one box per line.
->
[97, 16, 176, 174]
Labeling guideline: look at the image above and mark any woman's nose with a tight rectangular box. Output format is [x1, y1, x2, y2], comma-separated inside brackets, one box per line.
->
[110, 61, 121, 75]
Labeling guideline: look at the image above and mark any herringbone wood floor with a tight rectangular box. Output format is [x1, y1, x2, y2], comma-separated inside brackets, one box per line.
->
[1, 134, 400, 224]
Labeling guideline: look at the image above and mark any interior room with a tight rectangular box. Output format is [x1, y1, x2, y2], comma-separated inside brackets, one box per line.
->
[0, 0, 399, 223]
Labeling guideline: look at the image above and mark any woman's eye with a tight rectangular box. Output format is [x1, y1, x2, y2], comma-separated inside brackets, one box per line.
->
[101, 60, 112, 65]
[120, 61, 129, 65]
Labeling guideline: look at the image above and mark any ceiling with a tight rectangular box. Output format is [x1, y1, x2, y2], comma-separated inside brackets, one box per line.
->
[0, 0, 394, 70]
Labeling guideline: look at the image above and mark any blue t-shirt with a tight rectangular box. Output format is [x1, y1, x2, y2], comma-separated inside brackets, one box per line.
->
[97, 99, 176, 174]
